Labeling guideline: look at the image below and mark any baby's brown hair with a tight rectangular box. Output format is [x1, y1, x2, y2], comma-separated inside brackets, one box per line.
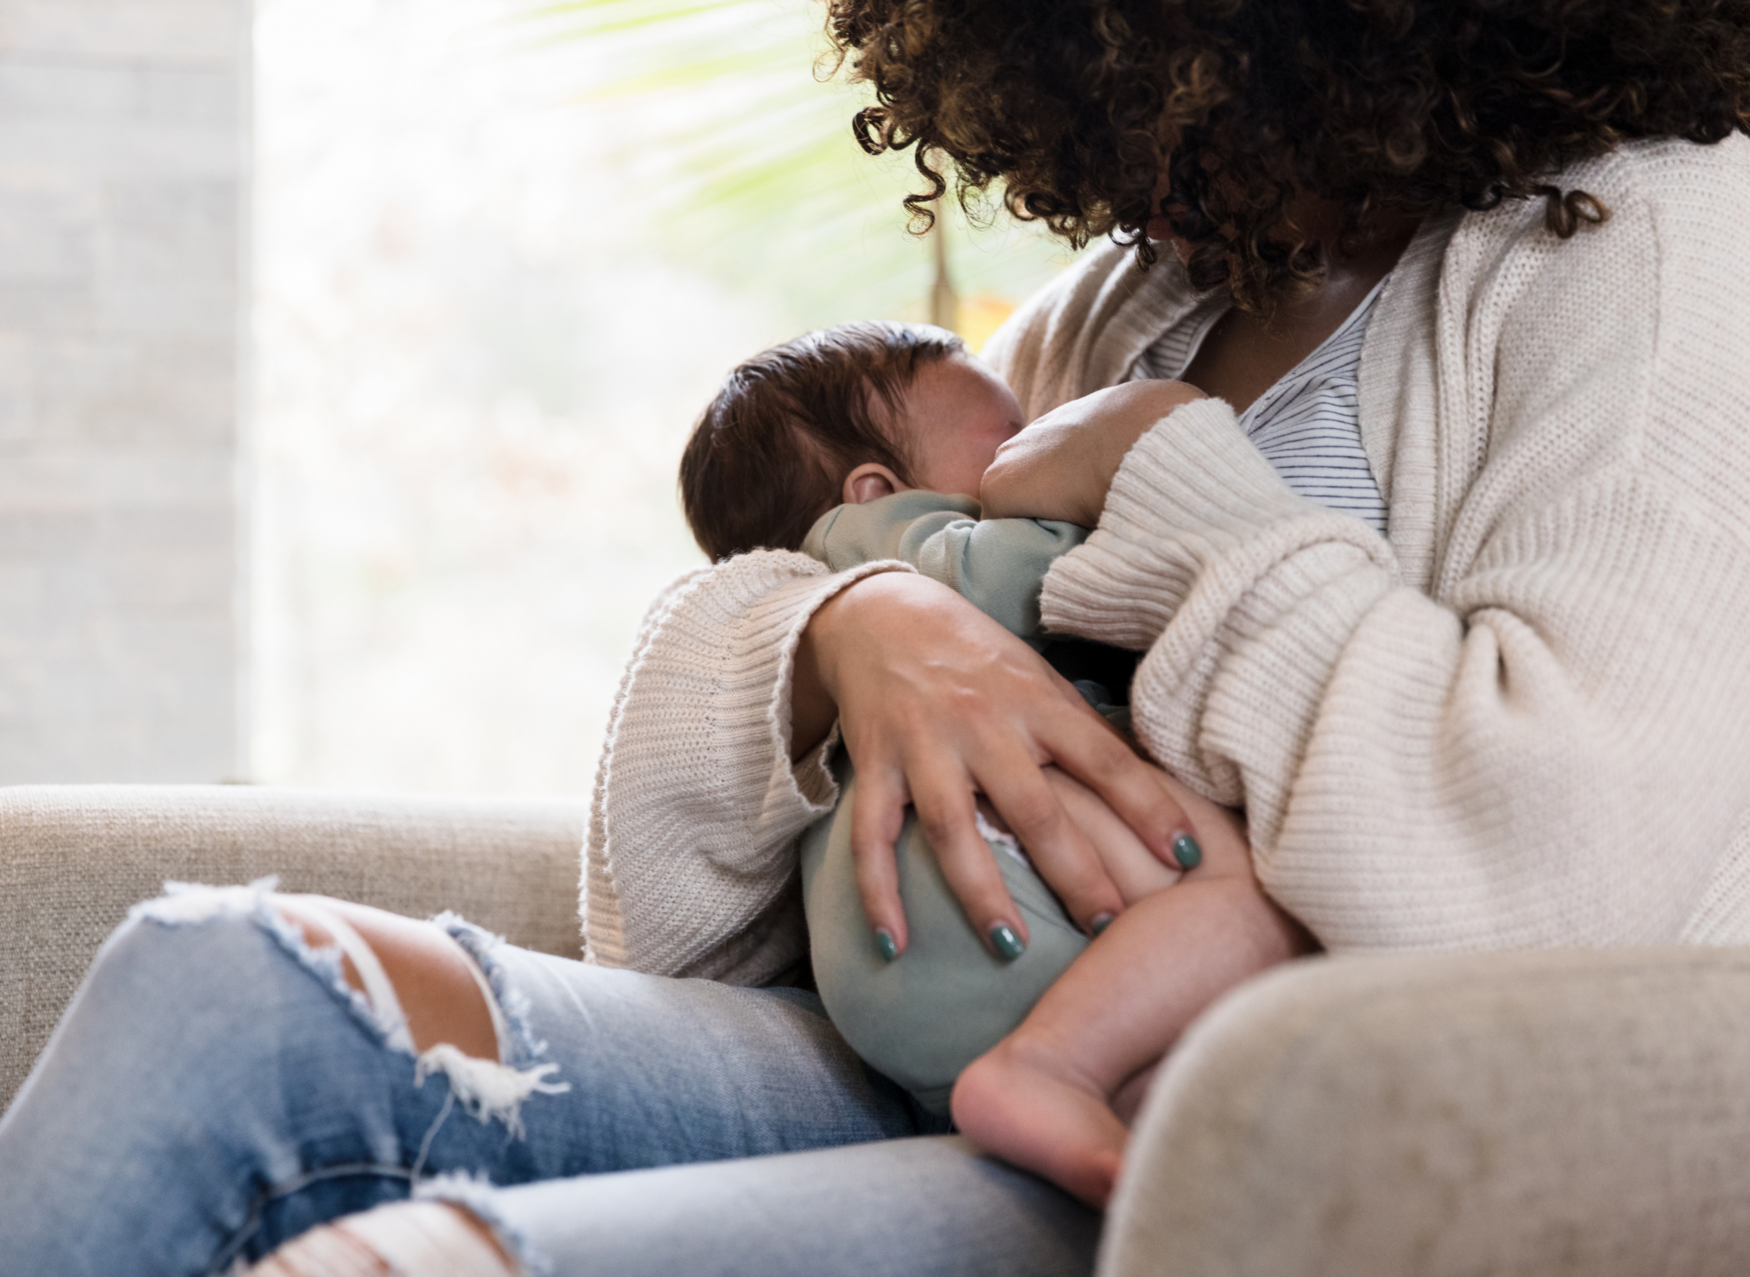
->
[680, 321, 966, 561]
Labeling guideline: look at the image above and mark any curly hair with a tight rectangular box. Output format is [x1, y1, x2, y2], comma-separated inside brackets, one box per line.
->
[826, 0, 1750, 309]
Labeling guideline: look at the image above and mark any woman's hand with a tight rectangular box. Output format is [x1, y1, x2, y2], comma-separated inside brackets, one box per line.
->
[979, 380, 1208, 525]
[794, 571, 1208, 957]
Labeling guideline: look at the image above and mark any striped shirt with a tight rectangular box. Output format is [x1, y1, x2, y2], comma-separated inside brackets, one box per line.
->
[1127, 276, 1390, 534]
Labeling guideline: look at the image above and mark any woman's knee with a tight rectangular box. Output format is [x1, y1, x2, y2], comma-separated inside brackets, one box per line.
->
[270, 896, 501, 1062]
[251, 1200, 520, 1277]
[113, 885, 501, 1064]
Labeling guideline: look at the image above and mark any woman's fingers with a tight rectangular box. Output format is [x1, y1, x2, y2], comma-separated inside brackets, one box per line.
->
[848, 756, 914, 958]
[1047, 700, 1204, 873]
[812, 573, 1206, 958]
[973, 753, 1125, 936]
[907, 753, 1034, 959]
[1037, 766, 1182, 901]
[850, 742, 1036, 961]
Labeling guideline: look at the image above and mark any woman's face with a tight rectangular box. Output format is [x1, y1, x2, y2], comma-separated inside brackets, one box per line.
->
[1145, 171, 1195, 265]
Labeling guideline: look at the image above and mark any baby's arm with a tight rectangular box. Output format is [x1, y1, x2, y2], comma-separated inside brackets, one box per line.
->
[980, 379, 1208, 526]
[804, 491, 1087, 638]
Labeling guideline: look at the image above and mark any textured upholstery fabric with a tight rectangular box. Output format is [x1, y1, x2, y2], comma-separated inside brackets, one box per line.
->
[10, 786, 1750, 1274]
[1104, 947, 1750, 1277]
[0, 785, 586, 1107]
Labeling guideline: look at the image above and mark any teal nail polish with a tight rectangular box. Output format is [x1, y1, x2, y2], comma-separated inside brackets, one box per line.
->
[988, 923, 1026, 961]
[874, 929, 899, 963]
[1089, 913, 1116, 937]
[1173, 832, 1203, 870]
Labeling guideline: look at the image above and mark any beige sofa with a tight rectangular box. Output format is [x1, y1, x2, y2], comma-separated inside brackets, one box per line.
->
[7, 783, 1750, 1275]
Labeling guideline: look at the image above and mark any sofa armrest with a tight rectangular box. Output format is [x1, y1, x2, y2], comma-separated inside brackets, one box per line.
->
[1101, 946, 1750, 1277]
[0, 784, 587, 1108]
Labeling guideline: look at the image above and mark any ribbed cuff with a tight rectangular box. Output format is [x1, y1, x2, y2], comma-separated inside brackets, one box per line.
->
[759, 559, 921, 820]
[1135, 547, 1394, 842]
[1041, 397, 1313, 648]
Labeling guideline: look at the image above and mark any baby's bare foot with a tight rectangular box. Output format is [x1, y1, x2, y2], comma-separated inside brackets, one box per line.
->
[951, 1037, 1128, 1209]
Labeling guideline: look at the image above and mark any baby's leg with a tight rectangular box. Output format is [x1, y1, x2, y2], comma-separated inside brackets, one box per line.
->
[952, 800, 1311, 1207]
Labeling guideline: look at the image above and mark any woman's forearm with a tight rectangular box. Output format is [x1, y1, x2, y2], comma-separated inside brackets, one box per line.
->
[790, 612, 839, 762]
[586, 553, 881, 983]
[1046, 345, 1750, 954]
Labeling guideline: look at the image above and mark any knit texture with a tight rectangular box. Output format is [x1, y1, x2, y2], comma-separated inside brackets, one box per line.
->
[1041, 136, 1750, 951]
[581, 553, 915, 983]
[585, 135, 1750, 977]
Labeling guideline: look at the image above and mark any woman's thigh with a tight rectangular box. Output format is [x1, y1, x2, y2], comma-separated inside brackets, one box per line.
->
[486, 935, 937, 1171]
[0, 883, 934, 1275]
[468, 1135, 1100, 1277]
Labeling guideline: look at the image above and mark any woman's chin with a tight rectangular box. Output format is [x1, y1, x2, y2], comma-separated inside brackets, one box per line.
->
[1144, 222, 1193, 265]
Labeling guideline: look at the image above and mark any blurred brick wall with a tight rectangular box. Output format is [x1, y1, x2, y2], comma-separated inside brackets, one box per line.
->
[0, 1, 247, 780]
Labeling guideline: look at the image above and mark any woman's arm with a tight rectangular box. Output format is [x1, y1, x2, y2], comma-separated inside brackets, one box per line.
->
[586, 549, 1181, 980]
[978, 380, 1209, 527]
[583, 552, 912, 984]
[1042, 147, 1750, 951]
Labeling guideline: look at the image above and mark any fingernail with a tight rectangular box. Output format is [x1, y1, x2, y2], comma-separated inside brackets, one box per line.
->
[988, 923, 1026, 961]
[1173, 832, 1202, 870]
[874, 929, 899, 963]
[1089, 912, 1116, 937]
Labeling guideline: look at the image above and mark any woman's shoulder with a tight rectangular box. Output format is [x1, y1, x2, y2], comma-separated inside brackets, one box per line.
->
[1449, 134, 1750, 271]
[1433, 134, 1750, 528]
[1600, 132, 1750, 196]
[1600, 134, 1750, 281]
[1432, 133, 1750, 359]
[984, 240, 1201, 418]
[1561, 134, 1750, 249]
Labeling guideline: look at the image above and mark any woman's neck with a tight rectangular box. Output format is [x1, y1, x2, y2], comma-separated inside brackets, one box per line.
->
[1176, 200, 1420, 415]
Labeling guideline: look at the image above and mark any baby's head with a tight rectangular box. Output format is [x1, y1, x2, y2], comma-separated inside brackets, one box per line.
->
[680, 321, 1024, 561]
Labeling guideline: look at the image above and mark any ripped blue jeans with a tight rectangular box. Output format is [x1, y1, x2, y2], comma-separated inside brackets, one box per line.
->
[0, 882, 968, 1275]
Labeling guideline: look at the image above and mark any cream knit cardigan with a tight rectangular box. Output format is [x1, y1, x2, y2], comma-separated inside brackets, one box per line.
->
[584, 136, 1750, 986]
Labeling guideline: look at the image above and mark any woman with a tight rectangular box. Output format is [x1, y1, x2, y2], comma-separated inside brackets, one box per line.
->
[5, 2, 1750, 1273]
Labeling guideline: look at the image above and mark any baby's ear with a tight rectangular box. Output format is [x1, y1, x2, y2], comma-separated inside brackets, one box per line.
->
[843, 463, 904, 505]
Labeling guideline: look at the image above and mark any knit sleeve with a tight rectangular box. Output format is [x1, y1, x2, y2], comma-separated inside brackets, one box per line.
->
[582, 550, 915, 984]
[1043, 150, 1750, 952]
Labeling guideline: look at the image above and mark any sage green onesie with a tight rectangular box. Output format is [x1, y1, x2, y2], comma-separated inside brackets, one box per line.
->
[798, 490, 1124, 1114]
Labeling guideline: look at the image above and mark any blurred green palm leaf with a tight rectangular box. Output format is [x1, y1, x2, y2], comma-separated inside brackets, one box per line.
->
[526, 0, 1074, 337]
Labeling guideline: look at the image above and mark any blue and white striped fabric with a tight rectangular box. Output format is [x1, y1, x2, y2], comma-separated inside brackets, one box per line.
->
[1127, 278, 1390, 534]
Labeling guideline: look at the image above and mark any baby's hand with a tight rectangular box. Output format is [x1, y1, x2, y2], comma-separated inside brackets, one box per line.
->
[980, 380, 1207, 526]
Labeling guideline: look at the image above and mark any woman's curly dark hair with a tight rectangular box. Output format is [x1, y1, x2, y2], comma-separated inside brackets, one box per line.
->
[826, 0, 1750, 310]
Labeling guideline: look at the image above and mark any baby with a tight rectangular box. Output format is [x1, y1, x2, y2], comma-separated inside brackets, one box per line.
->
[679, 321, 1306, 1206]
